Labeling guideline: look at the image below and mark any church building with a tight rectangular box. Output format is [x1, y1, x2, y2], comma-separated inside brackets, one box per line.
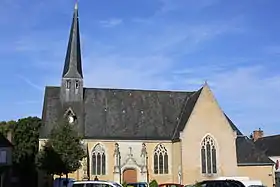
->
[39, 2, 276, 186]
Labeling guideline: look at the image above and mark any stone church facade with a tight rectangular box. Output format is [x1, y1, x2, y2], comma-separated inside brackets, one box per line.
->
[39, 2, 276, 187]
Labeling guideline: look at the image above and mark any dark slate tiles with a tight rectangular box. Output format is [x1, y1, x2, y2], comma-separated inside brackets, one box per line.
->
[40, 87, 61, 138]
[62, 6, 83, 78]
[254, 135, 280, 156]
[172, 88, 202, 140]
[236, 136, 274, 165]
[83, 88, 192, 140]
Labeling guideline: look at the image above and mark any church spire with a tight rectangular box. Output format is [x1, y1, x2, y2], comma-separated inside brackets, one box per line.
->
[60, 1, 84, 104]
[62, 1, 83, 78]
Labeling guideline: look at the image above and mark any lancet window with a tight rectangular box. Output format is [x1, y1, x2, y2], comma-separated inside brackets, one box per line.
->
[154, 144, 168, 174]
[92, 143, 106, 175]
[201, 135, 217, 174]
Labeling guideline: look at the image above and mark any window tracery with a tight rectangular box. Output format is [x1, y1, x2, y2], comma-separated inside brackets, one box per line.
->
[92, 143, 106, 175]
[153, 144, 168, 174]
[201, 135, 217, 174]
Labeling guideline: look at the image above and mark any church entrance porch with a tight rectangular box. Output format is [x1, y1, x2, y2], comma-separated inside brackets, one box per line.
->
[123, 168, 137, 183]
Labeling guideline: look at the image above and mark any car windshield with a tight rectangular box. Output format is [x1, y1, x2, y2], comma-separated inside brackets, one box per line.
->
[198, 181, 245, 187]
[127, 183, 148, 187]
[113, 183, 123, 187]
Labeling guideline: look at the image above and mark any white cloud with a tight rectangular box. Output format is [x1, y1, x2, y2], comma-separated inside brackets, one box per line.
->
[16, 75, 44, 91]
[99, 18, 123, 28]
[83, 54, 174, 89]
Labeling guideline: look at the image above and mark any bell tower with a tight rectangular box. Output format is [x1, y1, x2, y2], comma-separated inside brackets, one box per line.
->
[60, 2, 83, 103]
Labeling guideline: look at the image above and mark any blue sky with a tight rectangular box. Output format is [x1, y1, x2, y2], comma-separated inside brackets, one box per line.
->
[0, 0, 280, 136]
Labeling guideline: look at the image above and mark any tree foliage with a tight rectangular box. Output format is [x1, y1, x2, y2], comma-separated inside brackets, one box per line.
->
[122, 181, 127, 187]
[0, 116, 42, 187]
[37, 119, 86, 177]
[149, 180, 159, 187]
[0, 120, 16, 136]
[36, 141, 65, 176]
[12, 117, 42, 166]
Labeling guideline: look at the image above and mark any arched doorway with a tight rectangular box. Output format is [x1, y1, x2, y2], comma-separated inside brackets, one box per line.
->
[123, 168, 137, 183]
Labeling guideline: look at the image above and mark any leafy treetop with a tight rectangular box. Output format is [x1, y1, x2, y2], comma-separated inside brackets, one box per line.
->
[37, 119, 86, 176]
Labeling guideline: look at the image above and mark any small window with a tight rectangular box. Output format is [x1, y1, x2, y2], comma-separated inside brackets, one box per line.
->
[66, 80, 71, 89]
[0, 151, 7, 163]
[75, 80, 79, 89]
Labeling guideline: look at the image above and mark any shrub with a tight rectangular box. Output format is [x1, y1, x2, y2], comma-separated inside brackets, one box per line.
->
[149, 180, 158, 187]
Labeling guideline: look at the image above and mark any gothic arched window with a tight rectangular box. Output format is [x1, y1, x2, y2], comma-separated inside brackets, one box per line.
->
[154, 144, 168, 174]
[201, 135, 217, 174]
[92, 143, 106, 175]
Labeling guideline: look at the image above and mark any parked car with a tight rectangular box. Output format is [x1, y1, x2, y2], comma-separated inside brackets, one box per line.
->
[127, 182, 149, 187]
[159, 183, 184, 187]
[72, 180, 123, 187]
[196, 180, 246, 187]
[53, 178, 76, 187]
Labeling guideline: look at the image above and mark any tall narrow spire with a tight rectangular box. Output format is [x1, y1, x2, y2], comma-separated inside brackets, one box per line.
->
[62, 1, 83, 78]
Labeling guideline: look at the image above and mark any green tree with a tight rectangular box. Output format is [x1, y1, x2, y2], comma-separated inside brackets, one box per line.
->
[48, 119, 86, 179]
[12, 116, 42, 187]
[0, 120, 16, 136]
[36, 141, 65, 176]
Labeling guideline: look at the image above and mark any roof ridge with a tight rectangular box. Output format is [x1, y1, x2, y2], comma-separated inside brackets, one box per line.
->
[259, 134, 280, 139]
[84, 87, 195, 93]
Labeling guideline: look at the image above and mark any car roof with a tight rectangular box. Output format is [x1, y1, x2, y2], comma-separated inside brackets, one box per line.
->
[159, 184, 182, 185]
[198, 180, 246, 187]
[73, 181, 117, 184]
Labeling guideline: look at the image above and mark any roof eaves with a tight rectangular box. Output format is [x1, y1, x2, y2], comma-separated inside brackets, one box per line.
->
[237, 163, 274, 166]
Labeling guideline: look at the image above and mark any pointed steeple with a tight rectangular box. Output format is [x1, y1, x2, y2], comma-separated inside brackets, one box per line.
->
[60, 1, 84, 104]
[62, 1, 83, 78]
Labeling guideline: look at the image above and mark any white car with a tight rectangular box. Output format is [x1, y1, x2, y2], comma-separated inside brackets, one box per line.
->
[72, 180, 123, 187]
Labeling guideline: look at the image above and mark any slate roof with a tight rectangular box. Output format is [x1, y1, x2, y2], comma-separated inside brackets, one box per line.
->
[62, 3, 83, 78]
[0, 133, 12, 147]
[254, 135, 280, 156]
[42, 86, 243, 141]
[172, 88, 202, 140]
[41, 86, 194, 140]
[236, 136, 274, 165]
